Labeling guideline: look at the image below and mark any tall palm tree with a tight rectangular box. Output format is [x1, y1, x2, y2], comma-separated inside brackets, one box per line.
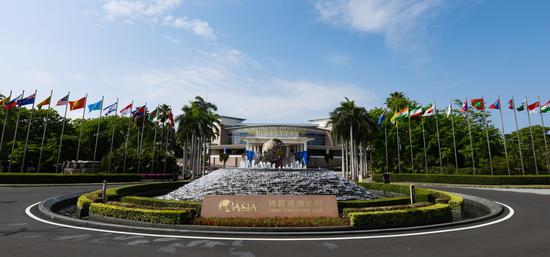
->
[328, 98, 377, 180]
[176, 96, 220, 179]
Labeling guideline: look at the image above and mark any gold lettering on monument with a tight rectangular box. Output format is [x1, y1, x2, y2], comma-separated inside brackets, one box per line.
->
[218, 199, 258, 213]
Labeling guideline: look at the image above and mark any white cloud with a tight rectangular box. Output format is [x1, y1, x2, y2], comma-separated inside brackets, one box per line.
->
[103, 0, 216, 40]
[315, 0, 444, 48]
[326, 53, 351, 66]
[22, 70, 57, 86]
[113, 49, 374, 122]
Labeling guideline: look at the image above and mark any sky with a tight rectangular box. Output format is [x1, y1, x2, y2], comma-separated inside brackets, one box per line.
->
[1, 0, 550, 130]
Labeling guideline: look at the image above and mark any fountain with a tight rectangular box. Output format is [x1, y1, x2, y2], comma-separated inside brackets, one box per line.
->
[160, 138, 377, 201]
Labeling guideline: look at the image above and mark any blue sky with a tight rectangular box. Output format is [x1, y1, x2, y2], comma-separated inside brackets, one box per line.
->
[1, 0, 550, 129]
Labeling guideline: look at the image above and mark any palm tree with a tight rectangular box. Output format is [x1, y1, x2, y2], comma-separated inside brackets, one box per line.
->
[328, 98, 377, 180]
[176, 96, 220, 179]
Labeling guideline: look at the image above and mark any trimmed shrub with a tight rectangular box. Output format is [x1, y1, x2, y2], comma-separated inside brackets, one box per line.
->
[0, 173, 141, 184]
[341, 202, 431, 217]
[120, 196, 201, 210]
[192, 217, 347, 227]
[105, 181, 188, 200]
[372, 173, 550, 185]
[337, 197, 411, 212]
[89, 202, 194, 224]
[348, 203, 452, 228]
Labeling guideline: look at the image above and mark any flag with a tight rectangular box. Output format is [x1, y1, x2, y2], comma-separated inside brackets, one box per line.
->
[3, 94, 22, 110]
[423, 105, 435, 117]
[516, 102, 525, 112]
[528, 101, 540, 113]
[0, 96, 10, 106]
[87, 99, 103, 112]
[446, 104, 452, 117]
[377, 111, 386, 126]
[508, 99, 514, 110]
[132, 105, 146, 117]
[17, 93, 36, 106]
[69, 97, 87, 111]
[471, 98, 484, 110]
[541, 100, 550, 113]
[169, 111, 175, 127]
[103, 102, 118, 116]
[390, 107, 409, 124]
[489, 99, 500, 110]
[56, 94, 69, 106]
[37, 96, 51, 109]
[460, 99, 468, 113]
[409, 107, 423, 118]
[148, 107, 159, 122]
[120, 103, 133, 115]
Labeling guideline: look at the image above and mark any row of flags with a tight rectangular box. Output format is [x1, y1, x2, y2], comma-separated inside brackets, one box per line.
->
[1, 93, 175, 127]
[381, 97, 550, 125]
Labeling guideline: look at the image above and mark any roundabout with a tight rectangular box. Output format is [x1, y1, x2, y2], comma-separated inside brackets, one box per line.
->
[3, 183, 547, 257]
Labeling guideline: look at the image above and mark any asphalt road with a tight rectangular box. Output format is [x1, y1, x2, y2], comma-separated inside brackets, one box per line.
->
[1, 185, 549, 257]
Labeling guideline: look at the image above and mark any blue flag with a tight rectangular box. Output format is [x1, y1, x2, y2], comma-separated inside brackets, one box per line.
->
[103, 102, 118, 115]
[17, 93, 36, 106]
[377, 112, 386, 126]
[88, 100, 103, 112]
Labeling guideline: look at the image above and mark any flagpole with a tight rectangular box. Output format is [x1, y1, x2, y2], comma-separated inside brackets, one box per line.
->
[511, 97, 525, 175]
[151, 121, 158, 173]
[450, 99, 459, 173]
[137, 102, 147, 173]
[0, 90, 13, 155]
[123, 100, 133, 173]
[91, 96, 104, 172]
[497, 97, 510, 175]
[465, 98, 476, 174]
[525, 97, 539, 175]
[421, 114, 428, 174]
[384, 111, 389, 172]
[37, 90, 53, 172]
[163, 126, 170, 174]
[75, 93, 88, 172]
[8, 90, 24, 172]
[537, 96, 550, 172]
[482, 97, 494, 175]
[56, 91, 70, 173]
[394, 106, 401, 174]
[107, 98, 119, 174]
[21, 89, 37, 172]
[435, 102, 443, 173]
[408, 108, 414, 173]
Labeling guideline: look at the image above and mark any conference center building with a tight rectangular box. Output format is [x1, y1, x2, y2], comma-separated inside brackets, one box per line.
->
[210, 116, 342, 168]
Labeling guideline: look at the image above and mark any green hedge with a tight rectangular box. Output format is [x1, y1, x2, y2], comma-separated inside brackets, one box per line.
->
[358, 182, 433, 202]
[0, 173, 141, 184]
[348, 203, 452, 228]
[104, 181, 188, 200]
[89, 202, 194, 224]
[341, 202, 431, 217]
[77, 181, 189, 216]
[121, 196, 201, 210]
[337, 197, 411, 212]
[373, 174, 550, 185]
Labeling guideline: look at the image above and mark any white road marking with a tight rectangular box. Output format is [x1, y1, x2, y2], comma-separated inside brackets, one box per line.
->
[25, 202, 515, 242]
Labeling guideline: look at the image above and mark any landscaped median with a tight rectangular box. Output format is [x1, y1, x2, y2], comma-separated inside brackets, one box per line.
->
[0, 173, 142, 184]
[373, 173, 550, 185]
[75, 181, 465, 229]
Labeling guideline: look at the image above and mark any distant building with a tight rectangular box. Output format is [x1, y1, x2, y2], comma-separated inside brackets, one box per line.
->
[210, 116, 342, 168]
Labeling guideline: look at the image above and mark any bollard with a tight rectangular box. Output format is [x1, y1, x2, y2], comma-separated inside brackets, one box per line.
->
[409, 184, 416, 204]
[102, 180, 107, 203]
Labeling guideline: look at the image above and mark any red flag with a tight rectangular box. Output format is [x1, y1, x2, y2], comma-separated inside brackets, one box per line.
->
[470, 98, 484, 110]
[69, 97, 87, 111]
[528, 101, 540, 111]
[169, 111, 175, 127]
[508, 99, 514, 110]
